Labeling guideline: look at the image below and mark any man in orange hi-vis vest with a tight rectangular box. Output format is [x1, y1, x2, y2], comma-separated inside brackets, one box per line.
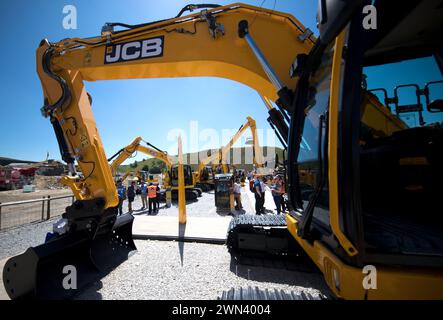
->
[148, 183, 157, 215]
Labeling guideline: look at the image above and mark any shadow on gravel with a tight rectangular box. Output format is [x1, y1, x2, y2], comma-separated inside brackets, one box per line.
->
[178, 223, 186, 266]
[75, 280, 104, 300]
[228, 254, 326, 291]
[74, 250, 138, 300]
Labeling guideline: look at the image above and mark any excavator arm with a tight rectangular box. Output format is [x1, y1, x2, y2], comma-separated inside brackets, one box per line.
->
[218, 116, 265, 172]
[36, 2, 313, 209]
[107, 136, 174, 178]
[107, 136, 143, 176]
[195, 116, 265, 183]
[2, 3, 314, 299]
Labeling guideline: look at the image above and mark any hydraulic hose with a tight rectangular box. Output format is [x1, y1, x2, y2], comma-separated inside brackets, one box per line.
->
[40, 43, 71, 115]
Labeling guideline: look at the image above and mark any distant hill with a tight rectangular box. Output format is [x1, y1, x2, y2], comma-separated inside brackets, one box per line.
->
[119, 146, 285, 173]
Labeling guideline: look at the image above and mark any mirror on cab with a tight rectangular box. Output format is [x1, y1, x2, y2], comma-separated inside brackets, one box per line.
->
[425, 80, 443, 112]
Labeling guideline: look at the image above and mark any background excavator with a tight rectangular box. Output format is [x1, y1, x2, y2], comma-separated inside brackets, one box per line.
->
[3, 1, 443, 300]
[194, 115, 266, 191]
[108, 136, 201, 200]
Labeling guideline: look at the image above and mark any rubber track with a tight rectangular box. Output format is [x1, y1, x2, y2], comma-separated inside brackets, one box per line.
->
[228, 214, 287, 232]
[227, 214, 319, 273]
[218, 286, 324, 300]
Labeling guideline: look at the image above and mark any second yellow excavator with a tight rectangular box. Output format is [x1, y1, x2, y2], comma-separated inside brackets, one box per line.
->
[107, 136, 201, 200]
[194, 116, 266, 190]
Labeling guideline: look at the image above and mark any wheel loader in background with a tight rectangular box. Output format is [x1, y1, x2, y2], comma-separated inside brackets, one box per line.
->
[3, 1, 443, 300]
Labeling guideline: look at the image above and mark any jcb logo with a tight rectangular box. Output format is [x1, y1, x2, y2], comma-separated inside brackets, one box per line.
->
[104, 36, 164, 64]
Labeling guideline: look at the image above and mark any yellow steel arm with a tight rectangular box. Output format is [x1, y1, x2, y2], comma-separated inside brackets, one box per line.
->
[109, 136, 173, 177]
[136, 145, 173, 169]
[195, 116, 264, 182]
[37, 3, 313, 208]
[109, 137, 143, 176]
[219, 116, 265, 172]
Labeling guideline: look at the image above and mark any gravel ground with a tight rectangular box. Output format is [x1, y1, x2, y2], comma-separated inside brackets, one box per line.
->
[76, 240, 330, 300]
[0, 217, 57, 260]
[0, 189, 251, 260]
[0, 188, 328, 301]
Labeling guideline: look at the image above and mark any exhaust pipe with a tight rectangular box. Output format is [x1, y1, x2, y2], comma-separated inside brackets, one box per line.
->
[2, 200, 136, 300]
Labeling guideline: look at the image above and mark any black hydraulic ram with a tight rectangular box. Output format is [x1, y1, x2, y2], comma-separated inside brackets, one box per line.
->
[238, 20, 294, 113]
[259, 94, 289, 148]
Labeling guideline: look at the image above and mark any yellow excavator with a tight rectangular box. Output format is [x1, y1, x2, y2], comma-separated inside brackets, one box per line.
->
[119, 170, 159, 185]
[194, 116, 265, 190]
[3, 1, 443, 300]
[108, 136, 201, 200]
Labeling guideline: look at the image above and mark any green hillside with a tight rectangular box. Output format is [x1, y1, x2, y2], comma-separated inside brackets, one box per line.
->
[119, 146, 285, 173]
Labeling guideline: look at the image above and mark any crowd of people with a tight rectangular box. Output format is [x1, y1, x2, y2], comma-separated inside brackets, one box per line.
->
[116, 179, 161, 215]
[115, 169, 287, 216]
[247, 172, 286, 215]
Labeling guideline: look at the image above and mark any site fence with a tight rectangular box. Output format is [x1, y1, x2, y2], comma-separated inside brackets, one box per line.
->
[0, 195, 74, 230]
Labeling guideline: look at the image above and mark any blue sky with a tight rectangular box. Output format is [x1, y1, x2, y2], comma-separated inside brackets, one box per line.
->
[1, 1, 441, 164]
[0, 0, 318, 163]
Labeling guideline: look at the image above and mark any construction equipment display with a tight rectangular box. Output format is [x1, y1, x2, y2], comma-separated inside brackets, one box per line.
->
[194, 116, 265, 190]
[3, 1, 443, 300]
[214, 173, 234, 212]
[108, 136, 201, 200]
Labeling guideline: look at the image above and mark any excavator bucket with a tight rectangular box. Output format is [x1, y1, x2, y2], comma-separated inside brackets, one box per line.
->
[2, 211, 136, 300]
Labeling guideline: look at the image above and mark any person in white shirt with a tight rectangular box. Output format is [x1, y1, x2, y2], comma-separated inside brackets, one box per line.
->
[233, 179, 243, 210]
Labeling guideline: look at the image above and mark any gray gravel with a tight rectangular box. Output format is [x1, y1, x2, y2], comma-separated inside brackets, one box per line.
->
[1, 190, 330, 300]
[0, 190, 251, 261]
[0, 218, 57, 260]
[76, 240, 329, 300]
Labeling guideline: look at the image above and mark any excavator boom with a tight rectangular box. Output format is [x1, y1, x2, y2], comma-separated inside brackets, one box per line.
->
[195, 115, 266, 187]
[3, 3, 314, 299]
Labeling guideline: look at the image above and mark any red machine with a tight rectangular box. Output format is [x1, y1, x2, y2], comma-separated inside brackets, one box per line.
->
[0, 166, 38, 190]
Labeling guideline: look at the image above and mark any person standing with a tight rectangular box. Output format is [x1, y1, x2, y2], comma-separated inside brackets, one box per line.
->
[271, 175, 285, 214]
[155, 183, 161, 213]
[253, 176, 264, 215]
[116, 180, 126, 215]
[260, 176, 267, 213]
[127, 181, 136, 213]
[233, 179, 243, 210]
[140, 180, 148, 210]
[148, 182, 157, 214]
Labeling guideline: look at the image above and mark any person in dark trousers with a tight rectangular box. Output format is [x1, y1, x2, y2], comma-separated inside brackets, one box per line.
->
[154, 183, 161, 212]
[253, 176, 265, 215]
[271, 175, 285, 214]
[116, 180, 126, 215]
[147, 182, 157, 214]
[140, 180, 148, 210]
[127, 181, 136, 213]
[260, 177, 267, 211]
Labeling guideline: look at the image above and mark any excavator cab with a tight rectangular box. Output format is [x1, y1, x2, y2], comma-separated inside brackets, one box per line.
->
[170, 165, 194, 187]
[169, 164, 202, 200]
[285, 0, 443, 298]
